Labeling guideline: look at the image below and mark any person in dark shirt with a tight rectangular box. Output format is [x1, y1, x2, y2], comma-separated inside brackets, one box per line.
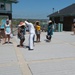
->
[17, 22, 25, 47]
[46, 20, 53, 42]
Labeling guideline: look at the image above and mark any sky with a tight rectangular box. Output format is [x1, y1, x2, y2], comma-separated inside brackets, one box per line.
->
[12, 0, 75, 19]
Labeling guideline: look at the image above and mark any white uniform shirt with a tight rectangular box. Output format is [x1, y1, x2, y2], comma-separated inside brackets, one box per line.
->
[25, 21, 35, 34]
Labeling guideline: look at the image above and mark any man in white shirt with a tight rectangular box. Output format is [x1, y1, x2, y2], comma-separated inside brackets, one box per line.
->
[25, 21, 35, 50]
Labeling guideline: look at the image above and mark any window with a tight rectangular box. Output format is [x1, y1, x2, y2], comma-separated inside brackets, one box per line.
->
[0, 3, 4, 10]
[5, 3, 11, 11]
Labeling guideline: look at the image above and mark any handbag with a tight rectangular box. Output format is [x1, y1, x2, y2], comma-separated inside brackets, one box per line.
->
[10, 33, 13, 38]
[46, 35, 51, 40]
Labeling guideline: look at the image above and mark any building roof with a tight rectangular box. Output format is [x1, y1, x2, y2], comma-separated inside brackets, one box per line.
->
[47, 3, 75, 17]
[0, 0, 18, 3]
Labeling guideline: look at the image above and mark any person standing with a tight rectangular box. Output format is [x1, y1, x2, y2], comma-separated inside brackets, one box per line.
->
[25, 21, 35, 50]
[0, 19, 6, 44]
[3, 19, 12, 44]
[73, 22, 75, 35]
[17, 22, 25, 47]
[46, 20, 53, 42]
[35, 21, 41, 42]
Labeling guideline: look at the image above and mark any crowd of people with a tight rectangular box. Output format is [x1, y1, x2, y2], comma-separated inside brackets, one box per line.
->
[1, 18, 75, 51]
[0, 19, 53, 50]
[2, 18, 75, 50]
[0, 19, 54, 50]
[17, 20, 53, 50]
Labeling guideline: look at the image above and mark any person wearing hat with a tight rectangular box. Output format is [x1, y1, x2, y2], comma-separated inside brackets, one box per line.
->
[25, 21, 35, 50]
[17, 22, 25, 47]
[3, 19, 12, 44]
[35, 21, 41, 42]
[46, 20, 53, 42]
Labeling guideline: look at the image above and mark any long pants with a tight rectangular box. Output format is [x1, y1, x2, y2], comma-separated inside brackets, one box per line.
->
[29, 34, 35, 49]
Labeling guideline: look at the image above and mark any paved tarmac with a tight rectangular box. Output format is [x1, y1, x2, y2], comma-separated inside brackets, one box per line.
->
[0, 31, 75, 75]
